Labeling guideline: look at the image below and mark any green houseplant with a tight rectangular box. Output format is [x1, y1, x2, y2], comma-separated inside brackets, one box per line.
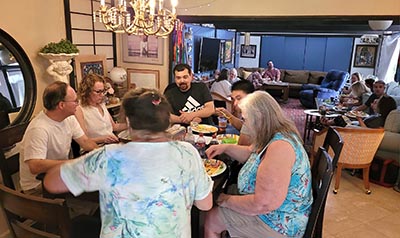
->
[39, 39, 79, 83]
[40, 39, 79, 54]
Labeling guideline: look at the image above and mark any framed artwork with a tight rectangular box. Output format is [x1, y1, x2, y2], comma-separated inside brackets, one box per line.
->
[353, 45, 377, 68]
[224, 40, 233, 63]
[74, 54, 107, 87]
[127, 68, 160, 90]
[122, 34, 163, 65]
[240, 44, 257, 58]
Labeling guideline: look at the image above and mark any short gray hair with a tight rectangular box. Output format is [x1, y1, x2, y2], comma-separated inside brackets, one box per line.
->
[239, 91, 301, 151]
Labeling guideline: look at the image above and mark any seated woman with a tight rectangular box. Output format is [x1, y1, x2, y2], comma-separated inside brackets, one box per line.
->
[340, 81, 371, 107]
[204, 91, 312, 238]
[210, 68, 232, 100]
[75, 74, 126, 144]
[322, 95, 397, 128]
[44, 88, 213, 237]
[342, 72, 362, 94]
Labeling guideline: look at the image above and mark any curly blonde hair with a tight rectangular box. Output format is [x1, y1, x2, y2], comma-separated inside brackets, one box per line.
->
[78, 74, 105, 106]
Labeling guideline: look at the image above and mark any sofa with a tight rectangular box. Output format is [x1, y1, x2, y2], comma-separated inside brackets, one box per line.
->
[386, 81, 400, 108]
[299, 70, 349, 108]
[237, 67, 327, 98]
[370, 109, 400, 186]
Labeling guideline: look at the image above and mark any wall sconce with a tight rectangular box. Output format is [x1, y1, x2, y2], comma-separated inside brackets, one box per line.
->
[368, 20, 393, 31]
[360, 34, 380, 44]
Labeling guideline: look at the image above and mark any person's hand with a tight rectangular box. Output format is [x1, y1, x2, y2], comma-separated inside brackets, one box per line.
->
[216, 193, 231, 207]
[205, 144, 226, 159]
[179, 111, 195, 124]
[320, 117, 334, 126]
[192, 117, 202, 123]
[215, 107, 231, 118]
[102, 134, 119, 144]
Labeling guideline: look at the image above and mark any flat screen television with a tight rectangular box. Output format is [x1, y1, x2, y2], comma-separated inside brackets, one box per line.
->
[198, 37, 220, 72]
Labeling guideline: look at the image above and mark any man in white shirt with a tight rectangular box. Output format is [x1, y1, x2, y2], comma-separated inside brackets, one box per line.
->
[20, 81, 97, 195]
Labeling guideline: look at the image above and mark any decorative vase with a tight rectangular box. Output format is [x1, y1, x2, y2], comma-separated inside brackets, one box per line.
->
[39, 52, 78, 83]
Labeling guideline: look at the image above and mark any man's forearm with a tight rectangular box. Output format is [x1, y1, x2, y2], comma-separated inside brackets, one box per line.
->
[27, 159, 67, 175]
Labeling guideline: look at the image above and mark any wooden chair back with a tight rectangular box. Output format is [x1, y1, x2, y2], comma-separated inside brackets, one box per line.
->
[0, 183, 72, 238]
[310, 127, 343, 169]
[211, 92, 233, 113]
[304, 147, 334, 238]
[0, 121, 30, 190]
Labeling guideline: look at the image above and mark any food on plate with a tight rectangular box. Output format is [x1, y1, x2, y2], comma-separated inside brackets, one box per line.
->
[349, 110, 368, 117]
[203, 159, 226, 177]
[217, 134, 239, 144]
[192, 124, 218, 134]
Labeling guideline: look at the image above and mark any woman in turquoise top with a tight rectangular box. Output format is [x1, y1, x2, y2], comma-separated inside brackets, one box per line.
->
[205, 91, 313, 238]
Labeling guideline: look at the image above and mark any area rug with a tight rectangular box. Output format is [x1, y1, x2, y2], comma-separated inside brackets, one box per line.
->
[280, 98, 307, 141]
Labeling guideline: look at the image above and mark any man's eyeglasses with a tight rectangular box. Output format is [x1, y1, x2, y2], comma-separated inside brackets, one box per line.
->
[93, 89, 107, 94]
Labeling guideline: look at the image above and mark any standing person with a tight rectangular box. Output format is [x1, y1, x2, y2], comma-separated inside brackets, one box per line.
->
[19, 81, 98, 195]
[164, 63, 215, 125]
[44, 88, 213, 238]
[75, 74, 127, 145]
[215, 80, 255, 145]
[354, 79, 386, 115]
[262, 60, 281, 81]
[229, 68, 240, 84]
[210, 68, 232, 99]
[204, 91, 312, 238]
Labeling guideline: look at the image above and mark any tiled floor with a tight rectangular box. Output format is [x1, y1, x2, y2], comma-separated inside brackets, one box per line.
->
[0, 171, 398, 238]
[324, 171, 400, 238]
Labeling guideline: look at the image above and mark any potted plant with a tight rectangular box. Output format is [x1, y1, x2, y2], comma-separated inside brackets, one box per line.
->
[39, 39, 79, 83]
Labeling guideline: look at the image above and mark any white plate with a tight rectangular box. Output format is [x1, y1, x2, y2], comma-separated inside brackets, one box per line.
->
[203, 159, 227, 177]
[345, 111, 369, 118]
[191, 124, 218, 134]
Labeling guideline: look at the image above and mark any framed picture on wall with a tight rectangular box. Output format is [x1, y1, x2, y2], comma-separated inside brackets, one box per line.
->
[224, 40, 233, 63]
[74, 54, 107, 88]
[127, 68, 160, 90]
[122, 34, 163, 65]
[240, 44, 257, 58]
[353, 45, 377, 68]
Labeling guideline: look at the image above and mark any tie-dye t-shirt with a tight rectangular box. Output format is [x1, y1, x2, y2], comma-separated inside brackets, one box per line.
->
[238, 133, 312, 237]
[61, 141, 213, 238]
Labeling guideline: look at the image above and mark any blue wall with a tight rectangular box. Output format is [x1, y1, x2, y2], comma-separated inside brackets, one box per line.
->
[260, 36, 353, 72]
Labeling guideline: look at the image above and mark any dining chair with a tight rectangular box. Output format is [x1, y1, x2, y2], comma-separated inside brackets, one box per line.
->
[0, 121, 30, 190]
[304, 146, 334, 238]
[333, 127, 385, 194]
[0, 184, 100, 238]
[211, 92, 233, 113]
[310, 126, 343, 169]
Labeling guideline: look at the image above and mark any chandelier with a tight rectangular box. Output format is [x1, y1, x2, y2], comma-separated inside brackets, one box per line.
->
[93, 0, 178, 37]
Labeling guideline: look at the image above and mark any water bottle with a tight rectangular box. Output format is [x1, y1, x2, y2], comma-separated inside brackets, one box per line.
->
[195, 133, 206, 158]
[185, 126, 195, 146]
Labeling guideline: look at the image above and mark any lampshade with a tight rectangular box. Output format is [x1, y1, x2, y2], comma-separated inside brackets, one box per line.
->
[368, 20, 393, 31]
[109, 67, 127, 84]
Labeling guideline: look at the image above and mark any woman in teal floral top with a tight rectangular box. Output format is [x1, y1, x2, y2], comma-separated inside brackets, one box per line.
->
[205, 91, 312, 238]
[44, 88, 213, 238]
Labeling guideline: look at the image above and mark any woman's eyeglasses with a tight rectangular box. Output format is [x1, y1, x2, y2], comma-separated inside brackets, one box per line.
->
[93, 89, 107, 94]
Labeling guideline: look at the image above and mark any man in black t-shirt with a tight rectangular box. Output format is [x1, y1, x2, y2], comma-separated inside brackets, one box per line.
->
[164, 64, 215, 125]
[354, 80, 386, 115]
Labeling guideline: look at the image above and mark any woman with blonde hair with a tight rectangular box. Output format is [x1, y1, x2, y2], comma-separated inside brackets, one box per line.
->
[205, 91, 312, 238]
[75, 73, 126, 144]
[342, 81, 371, 107]
[342, 72, 362, 94]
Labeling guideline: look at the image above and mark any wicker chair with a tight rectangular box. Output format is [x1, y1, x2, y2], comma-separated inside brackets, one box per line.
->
[332, 127, 385, 194]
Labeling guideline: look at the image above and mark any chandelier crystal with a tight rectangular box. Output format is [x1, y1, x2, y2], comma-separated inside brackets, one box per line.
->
[93, 0, 178, 37]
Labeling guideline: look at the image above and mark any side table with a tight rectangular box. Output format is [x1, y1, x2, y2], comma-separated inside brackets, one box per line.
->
[260, 82, 289, 103]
